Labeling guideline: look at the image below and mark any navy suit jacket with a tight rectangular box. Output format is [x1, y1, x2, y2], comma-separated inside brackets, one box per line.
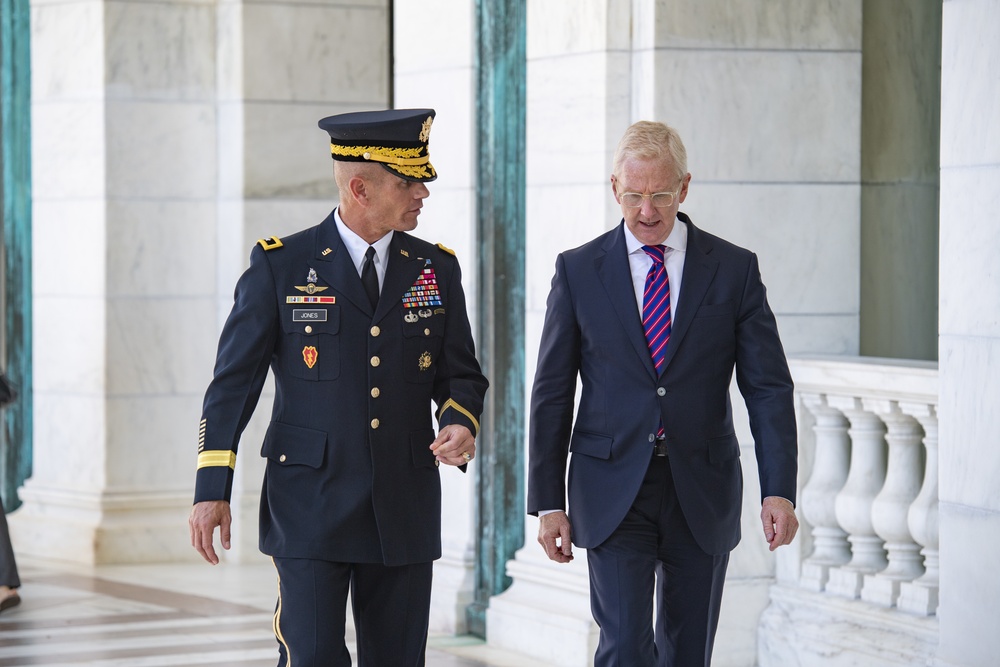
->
[527, 214, 796, 555]
[194, 211, 488, 566]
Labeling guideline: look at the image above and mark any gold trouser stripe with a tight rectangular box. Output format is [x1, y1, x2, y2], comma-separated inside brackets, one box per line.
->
[438, 399, 480, 435]
[196, 450, 237, 470]
[271, 557, 292, 667]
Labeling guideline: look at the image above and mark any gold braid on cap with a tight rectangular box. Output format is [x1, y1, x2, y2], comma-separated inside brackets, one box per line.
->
[330, 143, 428, 166]
[330, 143, 435, 179]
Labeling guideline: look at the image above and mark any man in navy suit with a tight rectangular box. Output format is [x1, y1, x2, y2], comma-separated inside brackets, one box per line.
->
[188, 109, 488, 667]
[528, 120, 798, 666]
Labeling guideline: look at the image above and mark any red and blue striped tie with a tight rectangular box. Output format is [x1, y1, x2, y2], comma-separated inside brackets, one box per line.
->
[642, 245, 671, 374]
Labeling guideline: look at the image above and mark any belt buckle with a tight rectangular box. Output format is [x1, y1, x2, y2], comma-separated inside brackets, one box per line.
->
[653, 438, 668, 457]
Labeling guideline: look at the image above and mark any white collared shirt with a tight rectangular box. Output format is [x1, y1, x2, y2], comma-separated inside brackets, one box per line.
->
[334, 208, 393, 290]
[623, 215, 688, 321]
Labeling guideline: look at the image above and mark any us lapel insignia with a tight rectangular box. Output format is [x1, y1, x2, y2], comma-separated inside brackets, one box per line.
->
[295, 267, 329, 294]
[302, 346, 318, 369]
[400, 249, 409, 257]
[418, 351, 432, 371]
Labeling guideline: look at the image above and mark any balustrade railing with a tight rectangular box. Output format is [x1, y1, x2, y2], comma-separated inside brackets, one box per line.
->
[789, 357, 938, 615]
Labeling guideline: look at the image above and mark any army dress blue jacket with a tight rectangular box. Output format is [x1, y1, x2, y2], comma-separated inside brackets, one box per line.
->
[194, 211, 488, 566]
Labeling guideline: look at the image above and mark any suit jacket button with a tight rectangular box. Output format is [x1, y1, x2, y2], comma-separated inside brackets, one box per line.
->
[370, 326, 380, 337]
[371, 387, 380, 398]
[657, 387, 666, 396]
[370, 356, 380, 367]
[279, 454, 287, 463]
[371, 418, 380, 429]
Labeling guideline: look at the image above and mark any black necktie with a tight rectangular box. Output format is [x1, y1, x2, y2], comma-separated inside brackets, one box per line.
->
[361, 246, 379, 309]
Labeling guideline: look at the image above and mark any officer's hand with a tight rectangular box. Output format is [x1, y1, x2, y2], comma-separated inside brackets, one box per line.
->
[761, 496, 798, 552]
[538, 511, 574, 563]
[189, 500, 232, 565]
[430, 424, 475, 466]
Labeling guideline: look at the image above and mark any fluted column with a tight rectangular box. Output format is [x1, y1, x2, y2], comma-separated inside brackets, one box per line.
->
[799, 393, 852, 591]
[861, 400, 925, 606]
[826, 397, 888, 598]
[897, 403, 939, 615]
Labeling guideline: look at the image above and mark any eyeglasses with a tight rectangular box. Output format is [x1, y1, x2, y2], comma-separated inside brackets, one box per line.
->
[618, 190, 680, 208]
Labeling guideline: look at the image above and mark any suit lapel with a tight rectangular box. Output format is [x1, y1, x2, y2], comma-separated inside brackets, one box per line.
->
[658, 214, 718, 372]
[373, 232, 424, 323]
[313, 213, 374, 315]
[596, 223, 659, 381]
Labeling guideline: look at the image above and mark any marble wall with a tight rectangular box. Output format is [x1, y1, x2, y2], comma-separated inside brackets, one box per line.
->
[936, 0, 1000, 664]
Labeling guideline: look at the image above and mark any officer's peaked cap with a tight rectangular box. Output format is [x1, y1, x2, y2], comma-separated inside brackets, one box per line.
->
[318, 108, 437, 182]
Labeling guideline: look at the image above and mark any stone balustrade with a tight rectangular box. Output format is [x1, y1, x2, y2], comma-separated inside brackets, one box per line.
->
[758, 356, 940, 667]
[791, 356, 938, 614]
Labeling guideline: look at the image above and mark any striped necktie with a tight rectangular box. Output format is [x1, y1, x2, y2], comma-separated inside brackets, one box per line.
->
[641, 244, 671, 374]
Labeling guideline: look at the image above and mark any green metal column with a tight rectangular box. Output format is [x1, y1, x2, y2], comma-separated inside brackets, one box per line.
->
[1, 0, 33, 511]
[467, 0, 525, 638]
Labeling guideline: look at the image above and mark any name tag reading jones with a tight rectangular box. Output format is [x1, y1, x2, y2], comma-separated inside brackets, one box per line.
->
[292, 309, 327, 322]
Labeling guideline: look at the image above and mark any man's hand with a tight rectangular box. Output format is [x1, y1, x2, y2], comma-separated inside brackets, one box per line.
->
[430, 424, 475, 466]
[538, 511, 574, 563]
[761, 496, 798, 552]
[189, 500, 232, 565]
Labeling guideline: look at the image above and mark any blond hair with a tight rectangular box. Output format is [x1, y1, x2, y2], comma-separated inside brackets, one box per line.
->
[612, 121, 688, 182]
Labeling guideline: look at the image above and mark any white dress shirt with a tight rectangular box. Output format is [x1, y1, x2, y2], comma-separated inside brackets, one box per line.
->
[334, 207, 393, 289]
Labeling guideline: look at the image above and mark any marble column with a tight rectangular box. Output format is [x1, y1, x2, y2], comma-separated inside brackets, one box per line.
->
[13, 0, 221, 564]
[11, 0, 390, 565]
[935, 1, 1000, 663]
[394, 0, 481, 634]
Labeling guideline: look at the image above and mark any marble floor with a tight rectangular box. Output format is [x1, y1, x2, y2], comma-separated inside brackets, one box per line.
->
[0, 559, 552, 667]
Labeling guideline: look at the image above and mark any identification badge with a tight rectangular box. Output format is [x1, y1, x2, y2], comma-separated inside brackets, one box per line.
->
[293, 309, 327, 322]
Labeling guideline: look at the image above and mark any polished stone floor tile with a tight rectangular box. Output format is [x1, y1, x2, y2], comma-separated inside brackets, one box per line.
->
[0, 561, 548, 666]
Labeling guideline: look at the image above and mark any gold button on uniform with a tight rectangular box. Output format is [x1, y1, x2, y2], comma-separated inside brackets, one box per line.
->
[304, 325, 313, 334]
[279, 454, 287, 462]
[370, 326, 380, 337]
[371, 387, 380, 398]
[371, 418, 380, 429]
[371, 356, 380, 367]
[424, 328, 431, 336]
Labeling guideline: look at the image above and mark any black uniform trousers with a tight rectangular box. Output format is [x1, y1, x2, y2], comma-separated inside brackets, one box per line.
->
[0, 496, 20, 589]
[272, 557, 433, 667]
[586, 450, 729, 667]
